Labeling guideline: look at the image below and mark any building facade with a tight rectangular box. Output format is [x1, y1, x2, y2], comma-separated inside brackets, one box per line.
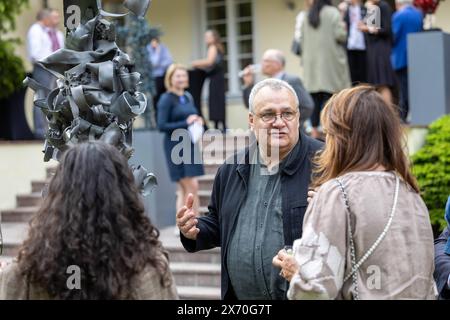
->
[10, 0, 450, 129]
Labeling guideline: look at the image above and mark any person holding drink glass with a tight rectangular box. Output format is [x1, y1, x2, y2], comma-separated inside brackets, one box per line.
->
[176, 79, 323, 300]
[273, 85, 435, 299]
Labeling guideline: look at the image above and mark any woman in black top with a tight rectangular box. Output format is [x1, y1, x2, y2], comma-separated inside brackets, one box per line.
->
[192, 29, 227, 132]
[359, 0, 398, 104]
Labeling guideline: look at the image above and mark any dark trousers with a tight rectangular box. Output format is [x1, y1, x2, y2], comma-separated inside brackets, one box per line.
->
[32, 65, 54, 139]
[152, 75, 166, 121]
[347, 49, 367, 85]
[0, 87, 34, 140]
[187, 68, 207, 120]
[153, 76, 166, 107]
[396, 67, 409, 122]
[311, 92, 332, 127]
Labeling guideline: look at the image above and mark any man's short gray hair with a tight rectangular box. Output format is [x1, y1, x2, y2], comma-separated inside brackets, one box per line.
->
[266, 49, 286, 67]
[248, 78, 299, 112]
[36, 9, 52, 21]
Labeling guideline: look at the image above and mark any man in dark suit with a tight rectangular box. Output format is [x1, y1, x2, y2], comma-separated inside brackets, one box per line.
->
[176, 78, 322, 300]
[241, 49, 314, 129]
[435, 196, 450, 299]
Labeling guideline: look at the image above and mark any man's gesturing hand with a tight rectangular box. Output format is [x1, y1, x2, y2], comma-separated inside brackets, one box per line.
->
[176, 193, 200, 240]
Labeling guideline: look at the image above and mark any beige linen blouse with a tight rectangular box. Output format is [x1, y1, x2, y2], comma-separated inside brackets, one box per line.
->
[287, 171, 436, 300]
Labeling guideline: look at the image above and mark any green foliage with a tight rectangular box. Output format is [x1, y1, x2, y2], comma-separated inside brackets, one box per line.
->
[412, 115, 450, 231]
[0, 0, 29, 33]
[0, 0, 28, 99]
[0, 39, 26, 99]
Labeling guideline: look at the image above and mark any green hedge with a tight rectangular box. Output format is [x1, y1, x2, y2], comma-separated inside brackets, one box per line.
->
[412, 115, 450, 231]
[0, 39, 25, 100]
[0, 0, 28, 33]
[0, 0, 28, 99]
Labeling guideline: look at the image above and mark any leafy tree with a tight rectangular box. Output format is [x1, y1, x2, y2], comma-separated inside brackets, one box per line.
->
[0, 0, 29, 99]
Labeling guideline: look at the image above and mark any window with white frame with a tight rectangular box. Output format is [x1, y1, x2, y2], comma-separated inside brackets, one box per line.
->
[204, 0, 254, 96]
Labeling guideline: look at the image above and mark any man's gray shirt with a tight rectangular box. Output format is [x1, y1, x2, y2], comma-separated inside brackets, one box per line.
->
[226, 154, 286, 299]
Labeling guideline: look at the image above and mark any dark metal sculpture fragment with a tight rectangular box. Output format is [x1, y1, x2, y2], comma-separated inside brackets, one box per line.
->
[116, 15, 162, 129]
[24, 0, 156, 192]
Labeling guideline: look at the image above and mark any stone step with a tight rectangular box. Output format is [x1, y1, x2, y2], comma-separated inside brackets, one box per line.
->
[171, 262, 220, 288]
[31, 176, 215, 200]
[160, 226, 221, 265]
[174, 191, 210, 208]
[1, 222, 28, 257]
[166, 245, 221, 264]
[198, 190, 211, 208]
[1, 206, 38, 223]
[16, 193, 43, 208]
[31, 180, 50, 193]
[0, 256, 14, 265]
[2, 243, 20, 258]
[203, 163, 221, 175]
[177, 286, 221, 300]
[202, 151, 241, 163]
[198, 175, 214, 191]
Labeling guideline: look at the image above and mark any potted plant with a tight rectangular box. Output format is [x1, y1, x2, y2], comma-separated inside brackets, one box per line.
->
[0, 0, 33, 140]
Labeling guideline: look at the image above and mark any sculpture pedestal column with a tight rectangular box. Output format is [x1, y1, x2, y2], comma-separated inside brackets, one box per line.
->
[408, 31, 450, 126]
[129, 130, 177, 228]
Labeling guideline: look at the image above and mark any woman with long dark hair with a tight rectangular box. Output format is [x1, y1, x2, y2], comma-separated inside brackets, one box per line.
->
[301, 0, 351, 139]
[273, 85, 435, 299]
[0, 141, 178, 299]
[192, 29, 227, 131]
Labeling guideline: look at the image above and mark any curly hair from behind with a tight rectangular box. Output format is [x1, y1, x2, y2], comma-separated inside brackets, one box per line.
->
[17, 141, 172, 299]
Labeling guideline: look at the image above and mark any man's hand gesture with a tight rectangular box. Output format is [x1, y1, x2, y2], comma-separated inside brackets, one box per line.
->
[176, 193, 200, 240]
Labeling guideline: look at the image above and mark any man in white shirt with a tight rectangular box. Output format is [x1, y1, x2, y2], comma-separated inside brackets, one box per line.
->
[27, 9, 64, 64]
[26, 8, 64, 139]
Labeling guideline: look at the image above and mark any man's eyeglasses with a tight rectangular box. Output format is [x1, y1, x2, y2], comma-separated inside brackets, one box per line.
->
[254, 111, 298, 123]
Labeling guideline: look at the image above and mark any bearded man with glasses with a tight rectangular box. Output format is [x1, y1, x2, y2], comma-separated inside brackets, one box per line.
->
[176, 78, 323, 300]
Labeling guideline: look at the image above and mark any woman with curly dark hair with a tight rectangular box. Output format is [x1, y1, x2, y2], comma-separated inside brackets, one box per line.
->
[0, 141, 178, 299]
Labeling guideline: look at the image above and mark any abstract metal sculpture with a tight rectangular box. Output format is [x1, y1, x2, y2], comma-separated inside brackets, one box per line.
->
[24, 0, 156, 192]
[116, 14, 162, 129]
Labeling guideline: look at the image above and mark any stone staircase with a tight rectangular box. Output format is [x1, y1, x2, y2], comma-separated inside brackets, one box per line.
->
[0, 132, 249, 300]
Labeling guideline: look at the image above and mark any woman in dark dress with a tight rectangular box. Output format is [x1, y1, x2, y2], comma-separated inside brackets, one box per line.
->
[359, 0, 398, 104]
[192, 29, 227, 131]
[157, 64, 204, 213]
